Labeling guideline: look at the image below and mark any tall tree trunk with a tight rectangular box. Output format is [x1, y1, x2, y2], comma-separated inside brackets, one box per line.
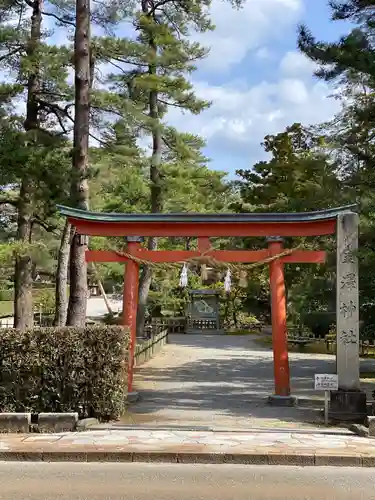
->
[14, 184, 33, 330]
[54, 220, 72, 326]
[14, 0, 42, 330]
[136, 10, 163, 336]
[66, 0, 90, 327]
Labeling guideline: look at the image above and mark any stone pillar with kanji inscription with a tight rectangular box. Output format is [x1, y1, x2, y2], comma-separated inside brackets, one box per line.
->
[329, 211, 367, 423]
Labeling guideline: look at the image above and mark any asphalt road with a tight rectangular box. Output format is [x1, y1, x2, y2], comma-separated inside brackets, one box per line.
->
[0, 463, 374, 500]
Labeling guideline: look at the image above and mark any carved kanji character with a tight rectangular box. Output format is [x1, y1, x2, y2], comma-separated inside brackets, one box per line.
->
[340, 329, 357, 345]
[340, 301, 357, 319]
[340, 273, 357, 291]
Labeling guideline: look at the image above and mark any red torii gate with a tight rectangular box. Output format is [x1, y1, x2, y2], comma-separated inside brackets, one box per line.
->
[58, 204, 355, 405]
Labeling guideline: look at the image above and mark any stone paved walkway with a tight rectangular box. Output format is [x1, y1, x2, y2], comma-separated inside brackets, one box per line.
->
[0, 430, 374, 465]
[123, 334, 375, 430]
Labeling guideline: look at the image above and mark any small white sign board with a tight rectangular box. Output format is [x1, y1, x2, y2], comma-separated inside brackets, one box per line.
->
[314, 374, 338, 391]
[314, 374, 338, 425]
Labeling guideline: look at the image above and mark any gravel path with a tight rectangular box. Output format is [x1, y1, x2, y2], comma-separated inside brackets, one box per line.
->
[125, 334, 374, 430]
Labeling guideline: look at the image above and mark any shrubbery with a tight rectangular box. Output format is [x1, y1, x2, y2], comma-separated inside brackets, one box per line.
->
[0, 325, 129, 421]
[300, 311, 336, 338]
[0, 289, 13, 301]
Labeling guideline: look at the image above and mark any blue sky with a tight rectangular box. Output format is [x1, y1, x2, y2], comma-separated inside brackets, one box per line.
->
[164, 0, 352, 178]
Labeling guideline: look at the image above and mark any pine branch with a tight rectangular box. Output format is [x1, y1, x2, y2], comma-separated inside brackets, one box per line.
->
[36, 98, 74, 132]
[87, 129, 109, 146]
[0, 47, 22, 63]
[158, 98, 188, 108]
[41, 105, 70, 134]
[106, 59, 131, 74]
[36, 98, 106, 145]
[39, 90, 71, 99]
[49, 106, 71, 134]
[0, 197, 19, 208]
[41, 10, 76, 27]
[109, 56, 149, 69]
[90, 103, 124, 118]
[162, 134, 172, 149]
[31, 216, 59, 235]
[37, 99, 74, 117]
[148, 0, 173, 15]
[160, 8, 182, 39]
[105, 59, 146, 75]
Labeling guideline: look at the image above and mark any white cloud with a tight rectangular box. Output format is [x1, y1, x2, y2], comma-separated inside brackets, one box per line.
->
[279, 51, 317, 76]
[166, 76, 339, 160]
[279, 78, 309, 103]
[196, 0, 303, 72]
[255, 47, 273, 60]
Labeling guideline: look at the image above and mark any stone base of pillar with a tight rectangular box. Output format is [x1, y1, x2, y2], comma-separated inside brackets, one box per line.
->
[268, 395, 297, 407]
[329, 389, 367, 423]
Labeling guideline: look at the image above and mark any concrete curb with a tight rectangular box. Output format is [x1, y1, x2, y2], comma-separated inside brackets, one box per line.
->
[0, 413, 81, 433]
[38, 413, 78, 433]
[0, 413, 30, 433]
[86, 425, 356, 436]
[76, 418, 99, 431]
[0, 450, 374, 466]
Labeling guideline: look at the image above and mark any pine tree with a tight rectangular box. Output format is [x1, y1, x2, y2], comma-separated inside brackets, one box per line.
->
[91, 0, 216, 333]
[298, 1, 375, 84]
[297, 1, 375, 188]
[297, 1, 375, 334]
[0, 0, 72, 328]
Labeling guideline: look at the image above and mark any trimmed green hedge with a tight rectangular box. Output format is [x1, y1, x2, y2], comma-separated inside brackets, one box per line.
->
[0, 325, 129, 421]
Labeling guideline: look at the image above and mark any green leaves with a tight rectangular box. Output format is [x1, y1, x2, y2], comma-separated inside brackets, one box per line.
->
[236, 123, 343, 214]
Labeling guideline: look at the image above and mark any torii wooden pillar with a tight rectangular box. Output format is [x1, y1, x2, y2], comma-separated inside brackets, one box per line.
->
[268, 237, 290, 398]
[58, 203, 356, 404]
[122, 237, 142, 393]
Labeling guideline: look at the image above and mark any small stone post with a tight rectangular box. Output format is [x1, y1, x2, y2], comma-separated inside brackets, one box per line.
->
[329, 212, 367, 422]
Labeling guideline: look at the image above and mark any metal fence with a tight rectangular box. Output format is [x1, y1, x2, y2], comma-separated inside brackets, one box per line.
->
[150, 316, 186, 334]
[287, 329, 375, 355]
[134, 328, 169, 367]
[0, 314, 54, 329]
[325, 339, 375, 356]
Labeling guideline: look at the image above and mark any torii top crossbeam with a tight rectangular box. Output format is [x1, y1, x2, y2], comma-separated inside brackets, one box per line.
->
[57, 204, 357, 237]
